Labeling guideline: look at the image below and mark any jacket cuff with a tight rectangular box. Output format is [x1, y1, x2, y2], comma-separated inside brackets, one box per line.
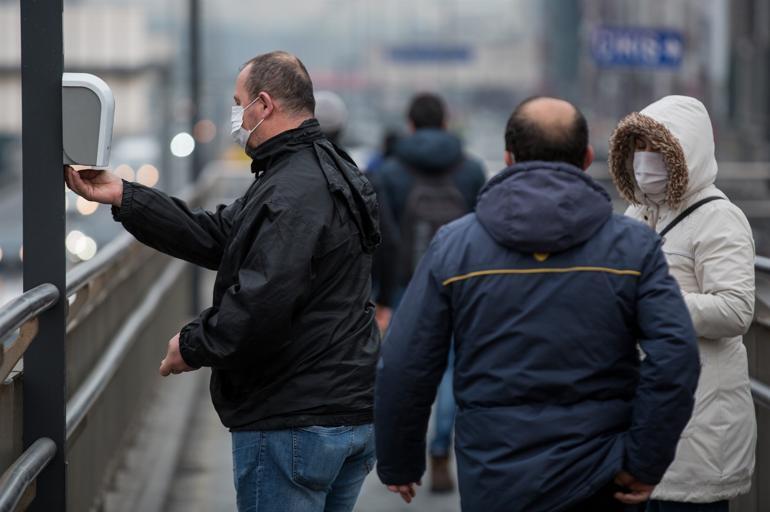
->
[111, 180, 135, 222]
[179, 322, 204, 368]
[624, 459, 662, 486]
[376, 465, 425, 486]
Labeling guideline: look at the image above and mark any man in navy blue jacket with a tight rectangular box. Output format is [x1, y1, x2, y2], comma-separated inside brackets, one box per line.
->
[377, 92, 487, 493]
[374, 97, 700, 512]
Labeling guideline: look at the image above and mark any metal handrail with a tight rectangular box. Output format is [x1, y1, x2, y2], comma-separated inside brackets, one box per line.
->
[749, 257, 770, 408]
[0, 438, 56, 512]
[756, 256, 770, 274]
[0, 284, 60, 382]
[65, 232, 136, 299]
[66, 259, 186, 440]
[0, 284, 59, 342]
[751, 379, 770, 410]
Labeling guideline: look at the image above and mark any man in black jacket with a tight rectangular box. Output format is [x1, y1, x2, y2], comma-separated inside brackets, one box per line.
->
[65, 51, 381, 512]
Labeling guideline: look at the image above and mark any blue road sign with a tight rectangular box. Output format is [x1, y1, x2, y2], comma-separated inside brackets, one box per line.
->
[591, 26, 684, 68]
[388, 45, 473, 63]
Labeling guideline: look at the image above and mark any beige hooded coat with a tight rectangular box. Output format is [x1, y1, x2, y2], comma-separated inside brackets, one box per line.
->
[609, 95, 756, 502]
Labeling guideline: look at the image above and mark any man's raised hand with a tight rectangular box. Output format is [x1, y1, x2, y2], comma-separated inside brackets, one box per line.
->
[64, 165, 124, 207]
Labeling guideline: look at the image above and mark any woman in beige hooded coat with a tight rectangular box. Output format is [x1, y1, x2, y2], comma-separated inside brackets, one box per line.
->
[609, 95, 756, 511]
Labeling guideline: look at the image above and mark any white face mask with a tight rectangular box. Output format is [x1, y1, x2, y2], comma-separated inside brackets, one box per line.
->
[231, 97, 264, 148]
[633, 152, 668, 203]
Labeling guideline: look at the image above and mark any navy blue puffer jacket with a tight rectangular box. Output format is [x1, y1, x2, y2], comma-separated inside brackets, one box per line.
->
[375, 161, 699, 512]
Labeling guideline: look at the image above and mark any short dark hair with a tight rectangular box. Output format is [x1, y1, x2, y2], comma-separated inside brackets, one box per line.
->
[407, 93, 446, 129]
[504, 96, 589, 168]
[243, 51, 315, 115]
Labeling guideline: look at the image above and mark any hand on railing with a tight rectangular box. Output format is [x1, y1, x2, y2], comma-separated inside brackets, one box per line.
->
[159, 332, 196, 377]
[64, 165, 124, 207]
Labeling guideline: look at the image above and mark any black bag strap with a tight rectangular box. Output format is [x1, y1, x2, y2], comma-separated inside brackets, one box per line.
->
[659, 196, 724, 239]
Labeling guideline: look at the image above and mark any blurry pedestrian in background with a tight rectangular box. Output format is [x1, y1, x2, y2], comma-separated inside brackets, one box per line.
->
[609, 95, 756, 512]
[314, 90, 348, 145]
[375, 96, 700, 511]
[377, 92, 487, 492]
[366, 129, 401, 174]
[66, 51, 381, 512]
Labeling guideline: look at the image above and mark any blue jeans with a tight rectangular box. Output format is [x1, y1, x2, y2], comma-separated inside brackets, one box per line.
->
[646, 501, 728, 512]
[429, 350, 456, 457]
[232, 424, 375, 512]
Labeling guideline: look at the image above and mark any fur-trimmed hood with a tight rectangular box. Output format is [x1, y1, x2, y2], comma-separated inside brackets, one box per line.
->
[608, 95, 718, 208]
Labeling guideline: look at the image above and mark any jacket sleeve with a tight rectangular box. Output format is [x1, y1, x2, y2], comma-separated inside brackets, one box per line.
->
[375, 233, 452, 485]
[459, 157, 487, 210]
[177, 198, 319, 369]
[369, 173, 400, 307]
[625, 236, 700, 484]
[682, 205, 755, 339]
[113, 181, 244, 270]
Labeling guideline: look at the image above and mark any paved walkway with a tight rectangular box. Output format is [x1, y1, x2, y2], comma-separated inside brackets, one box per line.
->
[165, 384, 234, 512]
[165, 392, 461, 512]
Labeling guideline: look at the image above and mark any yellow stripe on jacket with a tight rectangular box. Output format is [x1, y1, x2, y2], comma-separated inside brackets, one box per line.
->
[442, 266, 642, 287]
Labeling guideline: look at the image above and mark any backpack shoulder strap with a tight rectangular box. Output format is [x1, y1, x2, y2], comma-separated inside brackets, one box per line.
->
[659, 196, 724, 239]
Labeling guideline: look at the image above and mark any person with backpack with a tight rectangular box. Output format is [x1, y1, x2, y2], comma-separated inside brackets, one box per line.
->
[609, 95, 756, 512]
[377, 92, 486, 492]
[375, 96, 700, 511]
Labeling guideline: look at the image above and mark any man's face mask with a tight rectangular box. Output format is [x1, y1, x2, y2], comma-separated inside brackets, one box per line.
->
[231, 96, 264, 148]
[633, 151, 668, 203]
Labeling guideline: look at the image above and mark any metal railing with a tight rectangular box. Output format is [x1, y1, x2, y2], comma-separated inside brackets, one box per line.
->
[0, 439, 55, 512]
[0, 284, 59, 382]
[750, 257, 770, 410]
[66, 259, 186, 440]
[0, 166, 225, 511]
[731, 259, 770, 512]
[755, 256, 770, 273]
[0, 286, 60, 512]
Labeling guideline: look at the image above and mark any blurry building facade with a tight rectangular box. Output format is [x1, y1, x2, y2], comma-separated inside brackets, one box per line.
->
[728, 0, 770, 161]
[542, 0, 770, 162]
[0, 3, 193, 190]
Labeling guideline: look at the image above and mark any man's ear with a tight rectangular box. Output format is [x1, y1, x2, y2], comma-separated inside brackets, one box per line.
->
[258, 92, 275, 118]
[504, 151, 514, 167]
[582, 144, 595, 171]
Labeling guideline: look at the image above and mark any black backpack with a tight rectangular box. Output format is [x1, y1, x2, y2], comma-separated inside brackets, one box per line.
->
[398, 169, 468, 283]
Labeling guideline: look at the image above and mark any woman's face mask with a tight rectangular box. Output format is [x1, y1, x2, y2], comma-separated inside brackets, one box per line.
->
[633, 151, 668, 203]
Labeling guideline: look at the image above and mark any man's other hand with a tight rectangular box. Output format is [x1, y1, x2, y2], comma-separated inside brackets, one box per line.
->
[64, 165, 124, 207]
[613, 470, 655, 505]
[375, 304, 392, 333]
[386, 482, 420, 504]
[159, 333, 196, 377]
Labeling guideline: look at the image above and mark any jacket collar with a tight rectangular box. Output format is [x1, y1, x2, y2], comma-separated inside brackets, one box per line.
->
[247, 119, 324, 174]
